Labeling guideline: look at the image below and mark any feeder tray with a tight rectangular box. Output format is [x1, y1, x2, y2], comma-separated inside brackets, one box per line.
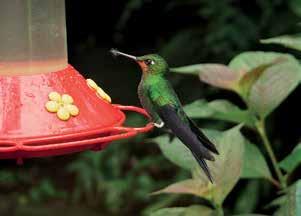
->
[0, 65, 154, 163]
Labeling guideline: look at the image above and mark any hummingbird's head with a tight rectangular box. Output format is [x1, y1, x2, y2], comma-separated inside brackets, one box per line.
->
[136, 54, 168, 75]
[110, 49, 168, 76]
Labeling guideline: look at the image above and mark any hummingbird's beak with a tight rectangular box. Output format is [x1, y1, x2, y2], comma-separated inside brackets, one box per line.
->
[110, 49, 137, 61]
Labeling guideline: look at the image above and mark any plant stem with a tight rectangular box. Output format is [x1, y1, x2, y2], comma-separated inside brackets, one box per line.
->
[213, 203, 224, 216]
[216, 207, 224, 216]
[256, 119, 287, 189]
[268, 177, 281, 188]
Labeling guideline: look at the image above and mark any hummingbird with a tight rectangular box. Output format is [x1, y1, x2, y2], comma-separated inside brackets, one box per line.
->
[110, 49, 219, 182]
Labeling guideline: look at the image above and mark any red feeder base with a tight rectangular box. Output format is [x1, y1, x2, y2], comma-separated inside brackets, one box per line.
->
[0, 65, 153, 163]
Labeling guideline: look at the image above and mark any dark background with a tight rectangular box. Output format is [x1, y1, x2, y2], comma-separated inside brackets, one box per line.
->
[0, 0, 300, 215]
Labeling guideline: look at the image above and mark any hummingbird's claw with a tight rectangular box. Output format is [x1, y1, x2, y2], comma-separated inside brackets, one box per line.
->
[154, 121, 165, 128]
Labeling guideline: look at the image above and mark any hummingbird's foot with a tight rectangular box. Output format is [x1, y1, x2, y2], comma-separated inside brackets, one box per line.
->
[154, 121, 165, 128]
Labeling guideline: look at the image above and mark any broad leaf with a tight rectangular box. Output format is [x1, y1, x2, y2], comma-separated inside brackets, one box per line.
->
[198, 64, 241, 91]
[183, 99, 212, 118]
[228, 52, 291, 72]
[234, 214, 269, 216]
[183, 205, 217, 216]
[150, 129, 220, 171]
[153, 126, 245, 205]
[265, 195, 286, 209]
[171, 64, 240, 91]
[274, 180, 301, 216]
[150, 205, 216, 216]
[237, 58, 284, 99]
[233, 181, 260, 214]
[241, 141, 272, 180]
[261, 34, 301, 52]
[152, 179, 210, 197]
[150, 135, 198, 170]
[248, 56, 301, 117]
[290, 0, 301, 17]
[233, 214, 267, 216]
[279, 143, 301, 173]
[183, 99, 256, 127]
[194, 126, 245, 204]
[230, 52, 301, 117]
[148, 207, 185, 216]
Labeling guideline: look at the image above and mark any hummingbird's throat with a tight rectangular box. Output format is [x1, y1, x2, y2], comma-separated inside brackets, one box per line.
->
[138, 61, 148, 73]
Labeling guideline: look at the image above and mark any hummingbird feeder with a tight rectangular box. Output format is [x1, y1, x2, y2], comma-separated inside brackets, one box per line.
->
[0, 0, 153, 164]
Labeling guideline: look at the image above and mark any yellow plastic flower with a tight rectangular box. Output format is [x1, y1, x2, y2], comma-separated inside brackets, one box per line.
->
[45, 92, 79, 121]
[86, 79, 111, 103]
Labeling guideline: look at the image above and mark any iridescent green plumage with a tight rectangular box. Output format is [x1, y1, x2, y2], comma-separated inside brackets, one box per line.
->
[111, 49, 219, 182]
[139, 74, 181, 123]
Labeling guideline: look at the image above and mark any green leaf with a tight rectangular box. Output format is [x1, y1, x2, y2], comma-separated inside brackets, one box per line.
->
[150, 207, 186, 216]
[142, 195, 179, 216]
[237, 58, 284, 99]
[171, 64, 230, 75]
[151, 135, 198, 170]
[289, 0, 301, 17]
[197, 126, 245, 204]
[234, 214, 269, 216]
[183, 99, 212, 118]
[248, 55, 301, 117]
[151, 179, 209, 197]
[183, 99, 256, 127]
[152, 126, 245, 205]
[233, 181, 260, 214]
[150, 129, 221, 171]
[228, 51, 292, 72]
[261, 34, 301, 51]
[171, 64, 240, 91]
[265, 195, 286, 209]
[183, 205, 217, 216]
[241, 141, 272, 180]
[279, 143, 301, 173]
[150, 205, 216, 216]
[230, 52, 301, 117]
[274, 180, 301, 216]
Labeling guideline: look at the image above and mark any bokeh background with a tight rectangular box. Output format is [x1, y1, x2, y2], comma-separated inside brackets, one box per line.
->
[0, 0, 301, 215]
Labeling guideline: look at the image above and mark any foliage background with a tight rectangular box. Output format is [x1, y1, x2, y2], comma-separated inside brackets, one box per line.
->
[0, 0, 301, 215]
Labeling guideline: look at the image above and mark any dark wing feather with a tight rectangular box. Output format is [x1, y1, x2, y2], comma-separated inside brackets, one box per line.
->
[157, 105, 214, 161]
[191, 152, 213, 183]
[187, 117, 219, 154]
[157, 105, 215, 182]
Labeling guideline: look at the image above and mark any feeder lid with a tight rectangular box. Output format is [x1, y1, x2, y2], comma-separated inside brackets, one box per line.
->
[0, 65, 153, 161]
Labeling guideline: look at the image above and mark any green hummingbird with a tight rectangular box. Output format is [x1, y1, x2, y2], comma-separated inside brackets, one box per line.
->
[110, 49, 219, 182]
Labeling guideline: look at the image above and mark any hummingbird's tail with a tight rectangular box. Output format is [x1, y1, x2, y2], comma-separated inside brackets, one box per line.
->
[191, 151, 213, 183]
[157, 105, 218, 182]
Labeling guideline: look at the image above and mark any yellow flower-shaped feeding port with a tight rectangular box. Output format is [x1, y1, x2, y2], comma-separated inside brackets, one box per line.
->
[86, 79, 111, 103]
[45, 92, 79, 121]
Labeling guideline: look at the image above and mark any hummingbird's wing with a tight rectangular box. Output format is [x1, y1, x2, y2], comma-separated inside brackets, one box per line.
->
[156, 104, 216, 182]
[186, 117, 219, 154]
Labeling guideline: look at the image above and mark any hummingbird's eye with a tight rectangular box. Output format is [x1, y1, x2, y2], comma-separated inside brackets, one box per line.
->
[145, 59, 155, 66]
